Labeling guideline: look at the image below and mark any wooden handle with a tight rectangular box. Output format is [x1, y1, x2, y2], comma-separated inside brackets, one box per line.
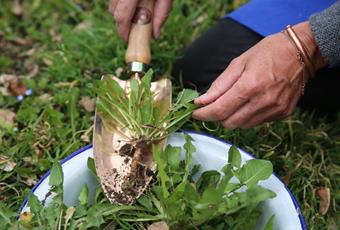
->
[125, 0, 154, 65]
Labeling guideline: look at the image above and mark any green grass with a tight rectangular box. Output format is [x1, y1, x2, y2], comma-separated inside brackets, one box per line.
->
[0, 0, 338, 229]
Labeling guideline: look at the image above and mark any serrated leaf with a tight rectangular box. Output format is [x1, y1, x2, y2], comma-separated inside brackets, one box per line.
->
[236, 159, 273, 187]
[137, 195, 154, 211]
[196, 170, 221, 193]
[263, 215, 275, 230]
[228, 146, 241, 169]
[27, 193, 43, 214]
[87, 157, 97, 178]
[49, 160, 63, 187]
[166, 146, 181, 170]
[176, 89, 199, 105]
[78, 185, 89, 206]
[85, 204, 107, 228]
[153, 145, 170, 198]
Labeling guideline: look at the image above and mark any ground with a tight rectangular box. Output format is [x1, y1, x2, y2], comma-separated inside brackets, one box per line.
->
[0, 0, 338, 229]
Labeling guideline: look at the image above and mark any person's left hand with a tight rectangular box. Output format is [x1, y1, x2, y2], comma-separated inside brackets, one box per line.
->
[193, 22, 325, 129]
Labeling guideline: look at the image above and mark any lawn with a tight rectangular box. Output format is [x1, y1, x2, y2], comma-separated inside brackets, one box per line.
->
[0, 0, 339, 229]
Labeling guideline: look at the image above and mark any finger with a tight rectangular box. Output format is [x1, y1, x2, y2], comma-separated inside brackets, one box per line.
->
[194, 58, 245, 105]
[153, 0, 173, 38]
[108, 0, 119, 15]
[114, 0, 139, 41]
[193, 81, 249, 121]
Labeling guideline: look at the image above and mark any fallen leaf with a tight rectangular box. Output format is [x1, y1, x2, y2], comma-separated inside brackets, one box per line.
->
[12, 37, 32, 46]
[12, 0, 23, 16]
[42, 58, 53, 66]
[49, 29, 62, 42]
[148, 221, 169, 230]
[8, 78, 27, 96]
[282, 170, 292, 186]
[316, 187, 330, 215]
[0, 109, 16, 128]
[115, 67, 124, 77]
[74, 20, 92, 31]
[25, 177, 37, 186]
[39, 93, 52, 102]
[81, 125, 93, 143]
[79, 96, 95, 112]
[27, 63, 39, 78]
[18, 47, 37, 57]
[20, 212, 32, 225]
[0, 155, 16, 172]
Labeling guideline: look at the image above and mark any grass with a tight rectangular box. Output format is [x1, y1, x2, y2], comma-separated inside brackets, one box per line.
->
[0, 0, 338, 229]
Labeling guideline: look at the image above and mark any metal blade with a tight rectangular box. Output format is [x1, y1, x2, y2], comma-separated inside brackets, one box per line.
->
[93, 75, 171, 204]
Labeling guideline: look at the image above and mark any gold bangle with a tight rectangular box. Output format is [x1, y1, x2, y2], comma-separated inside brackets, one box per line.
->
[285, 25, 315, 78]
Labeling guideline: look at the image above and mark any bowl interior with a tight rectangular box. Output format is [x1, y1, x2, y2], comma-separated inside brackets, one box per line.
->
[20, 132, 305, 230]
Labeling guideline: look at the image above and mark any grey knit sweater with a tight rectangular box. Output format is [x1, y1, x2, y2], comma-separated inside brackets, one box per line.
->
[310, 0, 340, 67]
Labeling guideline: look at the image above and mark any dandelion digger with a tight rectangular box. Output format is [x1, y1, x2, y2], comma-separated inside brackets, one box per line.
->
[93, 0, 187, 205]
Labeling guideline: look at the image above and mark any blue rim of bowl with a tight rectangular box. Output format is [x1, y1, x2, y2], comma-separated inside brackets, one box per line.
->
[18, 131, 307, 229]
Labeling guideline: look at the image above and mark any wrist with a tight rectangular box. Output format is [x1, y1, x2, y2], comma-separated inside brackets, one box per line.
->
[292, 22, 327, 70]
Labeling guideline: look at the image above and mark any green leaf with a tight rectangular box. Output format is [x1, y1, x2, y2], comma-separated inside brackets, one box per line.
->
[49, 160, 63, 187]
[196, 170, 221, 193]
[87, 157, 97, 178]
[85, 204, 107, 227]
[166, 146, 182, 170]
[236, 159, 273, 187]
[152, 145, 170, 198]
[176, 89, 199, 105]
[228, 146, 241, 169]
[137, 195, 154, 211]
[263, 215, 275, 230]
[27, 193, 43, 214]
[78, 185, 89, 206]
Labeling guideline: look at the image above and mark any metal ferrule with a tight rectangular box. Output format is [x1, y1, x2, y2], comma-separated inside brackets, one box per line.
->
[128, 61, 148, 74]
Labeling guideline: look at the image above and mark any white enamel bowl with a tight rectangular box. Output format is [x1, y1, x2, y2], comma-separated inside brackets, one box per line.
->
[20, 132, 306, 230]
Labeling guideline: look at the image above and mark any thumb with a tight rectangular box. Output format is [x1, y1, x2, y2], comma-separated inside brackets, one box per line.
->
[194, 59, 245, 105]
[153, 0, 173, 38]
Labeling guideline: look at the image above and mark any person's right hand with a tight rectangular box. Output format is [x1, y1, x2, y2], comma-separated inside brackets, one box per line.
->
[109, 0, 173, 42]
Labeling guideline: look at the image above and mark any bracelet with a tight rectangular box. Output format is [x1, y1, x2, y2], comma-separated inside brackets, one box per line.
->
[285, 25, 314, 78]
[281, 25, 315, 95]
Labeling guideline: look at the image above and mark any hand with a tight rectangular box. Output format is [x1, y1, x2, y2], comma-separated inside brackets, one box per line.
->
[193, 22, 326, 129]
[109, 0, 173, 41]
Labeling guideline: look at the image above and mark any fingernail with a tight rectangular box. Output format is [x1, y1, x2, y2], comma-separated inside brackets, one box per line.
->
[154, 31, 160, 39]
[195, 93, 207, 104]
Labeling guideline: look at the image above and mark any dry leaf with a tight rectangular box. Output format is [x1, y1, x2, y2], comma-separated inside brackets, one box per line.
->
[115, 67, 124, 77]
[0, 155, 16, 172]
[27, 64, 39, 78]
[49, 29, 62, 42]
[42, 58, 53, 66]
[316, 187, 330, 215]
[79, 96, 95, 112]
[25, 177, 37, 186]
[0, 109, 16, 128]
[39, 93, 52, 102]
[20, 212, 32, 225]
[12, 0, 23, 16]
[74, 20, 92, 31]
[12, 37, 32, 46]
[81, 125, 93, 143]
[8, 78, 27, 96]
[65, 206, 76, 221]
[148, 221, 169, 230]
[282, 171, 292, 186]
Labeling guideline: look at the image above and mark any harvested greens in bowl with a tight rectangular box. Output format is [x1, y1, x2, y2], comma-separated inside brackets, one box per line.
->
[21, 136, 276, 230]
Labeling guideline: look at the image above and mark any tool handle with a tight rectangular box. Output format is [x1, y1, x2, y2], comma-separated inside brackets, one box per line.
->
[125, 0, 154, 65]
